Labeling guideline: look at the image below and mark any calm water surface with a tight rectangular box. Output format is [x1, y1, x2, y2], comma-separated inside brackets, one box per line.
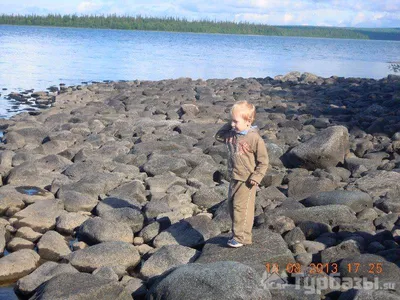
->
[0, 25, 399, 117]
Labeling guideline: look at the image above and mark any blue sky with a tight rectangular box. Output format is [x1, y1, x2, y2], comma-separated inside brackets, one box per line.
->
[1, 0, 399, 27]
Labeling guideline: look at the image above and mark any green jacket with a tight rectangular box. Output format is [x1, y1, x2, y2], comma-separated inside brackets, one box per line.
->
[215, 123, 269, 184]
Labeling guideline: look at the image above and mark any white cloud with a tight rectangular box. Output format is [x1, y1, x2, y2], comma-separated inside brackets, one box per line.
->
[283, 13, 294, 24]
[77, 1, 101, 13]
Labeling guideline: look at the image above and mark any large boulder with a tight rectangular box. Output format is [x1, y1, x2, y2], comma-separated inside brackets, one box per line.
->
[29, 272, 131, 300]
[140, 245, 200, 279]
[346, 171, 400, 200]
[147, 261, 271, 300]
[287, 176, 337, 200]
[195, 228, 295, 276]
[301, 190, 373, 213]
[286, 125, 349, 170]
[58, 190, 99, 213]
[338, 254, 400, 283]
[107, 180, 147, 204]
[153, 215, 221, 248]
[16, 261, 78, 295]
[274, 205, 357, 227]
[143, 153, 190, 176]
[99, 207, 144, 233]
[64, 241, 140, 272]
[37, 230, 71, 261]
[13, 200, 64, 233]
[77, 217, 134, 245]
[0, 249, 40, 284]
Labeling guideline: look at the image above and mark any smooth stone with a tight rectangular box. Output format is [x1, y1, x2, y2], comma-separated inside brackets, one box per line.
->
[147, 261, 271, 300]
[0, 249, 40, 284]
[64, 241, 140, 272]
[37, 230, 71, 261]
[195, 228, 295, 276]
[301, 190, 372, 213]
[29, 272, 132, 300]
[140, 244, 200, 279]
[77, 217, 134, 245]
[16, 261, 78, 295]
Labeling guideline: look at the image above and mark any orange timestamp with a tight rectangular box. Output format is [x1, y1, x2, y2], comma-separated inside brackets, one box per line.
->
[265, 262, 384, 274]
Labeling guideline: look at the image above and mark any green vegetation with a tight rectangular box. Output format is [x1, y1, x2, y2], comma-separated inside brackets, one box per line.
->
[0, 14, 399, 41]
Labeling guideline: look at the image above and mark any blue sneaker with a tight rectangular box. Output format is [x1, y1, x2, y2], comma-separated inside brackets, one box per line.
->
[227, 238, 244, 248]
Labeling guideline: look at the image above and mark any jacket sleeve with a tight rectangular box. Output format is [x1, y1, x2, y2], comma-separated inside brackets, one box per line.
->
[215, 122, 234, 143]
[249, 136, 269, 184]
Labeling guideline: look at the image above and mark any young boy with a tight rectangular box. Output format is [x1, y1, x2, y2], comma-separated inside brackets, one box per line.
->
[215, 100, 269, 248]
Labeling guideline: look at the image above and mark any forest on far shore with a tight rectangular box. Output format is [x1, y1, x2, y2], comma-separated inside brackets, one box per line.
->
[0, 14, 399, 41]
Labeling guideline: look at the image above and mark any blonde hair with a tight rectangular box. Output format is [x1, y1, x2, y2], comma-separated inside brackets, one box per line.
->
[230, 101, 256, 123]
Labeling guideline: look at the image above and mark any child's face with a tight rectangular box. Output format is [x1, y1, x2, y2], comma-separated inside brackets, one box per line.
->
[231, 111, 251, 132]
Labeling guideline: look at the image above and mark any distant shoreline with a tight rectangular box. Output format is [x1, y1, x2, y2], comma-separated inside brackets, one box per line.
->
[1, 14, 399, 41]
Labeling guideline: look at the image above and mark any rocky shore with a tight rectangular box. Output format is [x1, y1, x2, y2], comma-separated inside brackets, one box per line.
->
[0, 72, 400, 299]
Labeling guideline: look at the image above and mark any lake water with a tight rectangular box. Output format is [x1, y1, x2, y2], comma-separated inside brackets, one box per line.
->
[0, 25, 399, 118]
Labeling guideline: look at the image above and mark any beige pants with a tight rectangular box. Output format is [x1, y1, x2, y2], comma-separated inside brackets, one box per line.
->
[228, 179, 257, 244]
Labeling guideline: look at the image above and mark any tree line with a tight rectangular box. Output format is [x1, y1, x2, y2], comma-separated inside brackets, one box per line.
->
[0, 14, 398, 41]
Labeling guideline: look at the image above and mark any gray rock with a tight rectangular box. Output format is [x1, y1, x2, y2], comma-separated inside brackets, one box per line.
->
[29, 272, 131, 300]
[138, 221, 162, 243]
[346, 171, 400, 200]
[339, 254, 400, 283]
[145, 172, 186, 198]
[15, 227, 42, 242]
[99, 207, 144, 233]
[265, 142, 285, 167]
[6, 237, 35, 252]
[262, 215, 295, 234]
[297, 221, 331, 240]
[58, 190, 99, 213]
[0, 184, 54, 206]
[64, 241, 140, 272]
[301, 190, 373, 213]
[153, 215, 221, 248]
[270, 284, 320, 300]
[95, 197, 142, 215]
[283, 227, 306, 246]
[121, 277, 147, 298]
[16, 261, 78, 295]
[287, 125, 349, 170]
[140, 245, 200, 279]
[147, 261, 271, 300]
[13, 200, 64, 233]
[357, 208, 378, 222]
[77, 217, 134, 245]
[92, 266, 119, 281]
[108, 180, 147, 204]
[277, 205, 357, 227]
[56, 212, 89, 235]
[212, 200, 231, 232]
[58, 172, 126, 198]
[144, 200, 173, 220]
[0, 227, 5, 255]
[0, 249, 40, 284]
[287, 175, 337, 200]
[320, 240, 362, 264]
[187, 162, 218, 186]
[143, 153, 189, 176]
[338, 288, 400, 300]
[192, 186, 226, 209]
[196, 228, 295, 276]
[37, 230, 71, 261]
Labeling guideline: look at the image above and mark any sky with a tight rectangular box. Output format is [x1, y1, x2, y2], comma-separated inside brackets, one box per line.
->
[1, 0, 399, 28]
